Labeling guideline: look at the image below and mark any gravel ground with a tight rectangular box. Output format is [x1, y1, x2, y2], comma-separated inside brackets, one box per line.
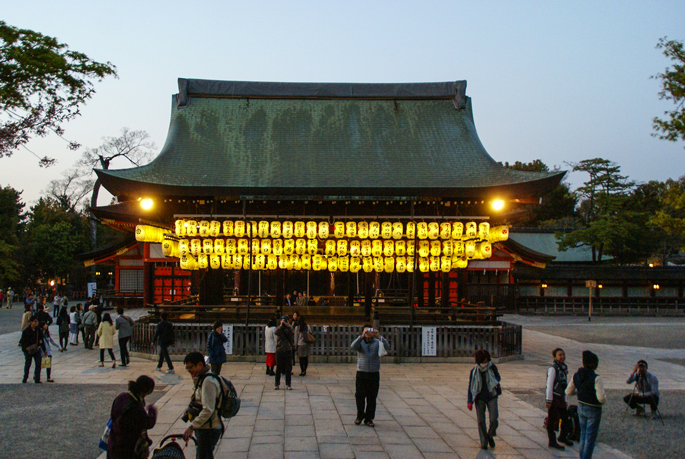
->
[0, 384, 163, 459]
[516, 389, 685, 459]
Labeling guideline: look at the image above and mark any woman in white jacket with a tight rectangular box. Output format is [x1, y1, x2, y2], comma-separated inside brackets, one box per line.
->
[264, 317, 277, 376]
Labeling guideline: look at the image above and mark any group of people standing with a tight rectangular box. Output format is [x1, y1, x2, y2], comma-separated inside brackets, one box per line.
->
[262, 312, 312, 389]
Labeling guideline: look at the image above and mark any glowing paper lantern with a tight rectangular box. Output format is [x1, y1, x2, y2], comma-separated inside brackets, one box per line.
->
[346, 222, 357, 238]
[392, 222, 403, 239]
[270, 221, 281, 238]
[295, 239, 306, 255]
[395, 240, 406, 256]
[199, 220, 210, 237]
[440, 223, 451, 239]
[478, 222, 490, 241]
[313, 255, 324, 271]
[371, 240, 382, 257]
[418, 241, 430, 257]
[243, 255, 251, 270]
[198, 254, 208, 269]
[465, 222, 477, 238]
[225, 239, 236, 255]
[234, 221, 245, 237]
[419, 257, 429, 272]
[396, 257, 406, 273]
[374, 257, 384, 273]
[334, 222, 345, 238]
[350, 257, 361, 273]
[452, 222, 464, 239]
[261, 239, 272, 255]
[384, 257, 394, 273]
[258, 221, 270, 238]
[278, 256, 287, 270]
[254, 254, 265, 270]
[272, 239, 283, 255]
[306, 222, 318, 239]
[357, 221, 369, 239]
[210, 254, 221, 269]
[417, 222, 428, 239]
[443, 240, 454, 257]
[318, 222, 329, 239]
[453, 257, 468, 269]
[175, 220, 186, 237]
[489, 226, 509, 242]
[180, 254, 197, 270]
[430, 241, 441, 257]
[251, 239, 260, 255]
[325, 240, 336, 257]
[406, 258, 414, 273]
[186, 220, 198, 237]
[337, 240, 348, 256]
[328, 257, 338, 272]
[428, 222, 439, 239]
[383, 240, 394, 257]
[369, 222, 380, 239]
[190, 239, 202, 256]
[223, 220, 234, 237]
[179, 239, 190, 256]
[478, 242, 492, 259]
[212, 239, 225, 255]
[406, 222, 416, 239]
[203, 239, 214, 254]
[209, 221, 221, 237]
[361, 240, 372, 257]
[339, 256, 349, 272]
[454, 241, 464, 257]
[267, 254, 277, 270]
[350, 240, 361, 257]
[222, 254, 234, 270]
[284, 239, 295, 255]
[440, 256, 451, 272]
[381, 222, 392, 239]
[362, 257, 373, 272]
[282, 221, 293, 238]
[429, 256, 440, 272]
[407, 241, 415, 257]
[247, 221, 258, 237]
[307, 239, 318, 255]
[293, 221, 305, 238]
[162, 239, 179, 258]
[238, 239, 249, 255]
[135, 225, 165, 243]
[302, 254, 312, 270]
[465, 241, 476, 258]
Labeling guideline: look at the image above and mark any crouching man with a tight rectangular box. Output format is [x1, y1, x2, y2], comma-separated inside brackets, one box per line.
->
[624, 359, 660, 419]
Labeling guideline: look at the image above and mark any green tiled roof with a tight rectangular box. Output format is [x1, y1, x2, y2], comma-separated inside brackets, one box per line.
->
[97, 80, 564, 199]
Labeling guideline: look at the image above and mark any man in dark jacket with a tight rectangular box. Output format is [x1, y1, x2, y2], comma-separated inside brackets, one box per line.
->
[35, 304, 53, 327]
[274, 315, 294, 390]
[19, 316, 44, 383]
[152, 313, 175, 373]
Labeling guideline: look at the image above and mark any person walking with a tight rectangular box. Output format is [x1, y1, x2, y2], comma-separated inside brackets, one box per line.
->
[546, 348, 573, 449]
[107, 375, 158, 459]
[274, 315, 295, 390]
[115, 307, 135, 367]
[264, 317, 277, 376]
[350, 325, 390, 427]
[97, 313, 117, 368]
[467, 349, 501, 450]
[40, 322, 59, 382]
[153, 313, 175, 373]
[56, 308, 70, 351]
[566, 351, 606, 459]
[19, 316, 43, 383]
[206, 321, 228, 375]
[295, 316, 311, 376]
[82, 305, 99, 349]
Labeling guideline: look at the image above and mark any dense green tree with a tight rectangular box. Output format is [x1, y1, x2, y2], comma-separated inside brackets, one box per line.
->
[0, 186, 25, 286]
[648, 177, 685, 263]
[653, 37, 685, 147]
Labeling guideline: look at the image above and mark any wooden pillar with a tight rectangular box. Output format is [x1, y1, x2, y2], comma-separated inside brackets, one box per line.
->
[276, 268, 284, 309]
[441, 272, 449, 307]
[457, 268, 468, 303]
[199, 268, 224, 305]
[417, 272, 424, 307]
[347, 272, 354, 307]
[143, 262, 152, 306]
[428, 272, 436, 307]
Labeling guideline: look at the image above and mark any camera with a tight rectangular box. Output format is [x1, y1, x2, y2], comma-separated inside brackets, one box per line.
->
[181, 401, 203, 422]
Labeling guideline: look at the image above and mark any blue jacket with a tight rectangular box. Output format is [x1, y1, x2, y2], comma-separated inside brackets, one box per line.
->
[206, 330, 228, 364]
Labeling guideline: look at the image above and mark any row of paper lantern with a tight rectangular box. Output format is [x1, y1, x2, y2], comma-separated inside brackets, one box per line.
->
[179, 253, 478, 273]
[170, 219, 508, 241]
[162, 237, 492, 259]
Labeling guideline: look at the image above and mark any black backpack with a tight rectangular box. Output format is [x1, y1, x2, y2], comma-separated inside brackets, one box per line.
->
[199, 373, 241, 419]
[566, 405, 581, 441]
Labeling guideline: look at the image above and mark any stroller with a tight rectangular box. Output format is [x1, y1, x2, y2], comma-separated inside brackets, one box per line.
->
[151, 434, 197, 459]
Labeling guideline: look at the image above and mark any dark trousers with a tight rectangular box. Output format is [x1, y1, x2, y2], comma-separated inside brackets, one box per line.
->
[118, 336, 131, 365]
[158, 344, 174, 370]
[100, 348, 116, 362]
[59, 332, 69, 349]
[475, 398, 499, 448]
[195, 428, 222, 459]
[84, 325, 96, 349]
[299, 356, 309, 373]
[23, 351, 41, 382]
[275, 352, 292, 387]
[211, 363, 223, 375]
[547, 396, 571, 443]
[355, 371, 380, 421]
[52, 305, 59, 317]
[624, 393, 659, 410]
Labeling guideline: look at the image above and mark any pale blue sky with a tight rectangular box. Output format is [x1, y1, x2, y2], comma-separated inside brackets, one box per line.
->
[2, 1, 684, 206]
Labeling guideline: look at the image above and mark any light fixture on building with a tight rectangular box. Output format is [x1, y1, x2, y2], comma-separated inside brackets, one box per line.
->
[140, 198, 153, 210]
[653, 284, 660, 290]
[492, 199, 504, 211]
[541, 283, 548, 289]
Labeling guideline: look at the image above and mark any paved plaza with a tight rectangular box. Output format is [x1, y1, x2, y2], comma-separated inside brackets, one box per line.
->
[1, 308, 683, 459]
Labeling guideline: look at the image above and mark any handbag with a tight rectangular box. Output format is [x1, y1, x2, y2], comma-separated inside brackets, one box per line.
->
[98, 418, 112, 450]
[26, 344, 39, 355]
[378, 340, 388, 357]
[304, 327, 316, 344]
[41, 356, 52, 368]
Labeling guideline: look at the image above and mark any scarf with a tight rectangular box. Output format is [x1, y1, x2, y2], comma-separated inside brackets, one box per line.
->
[470, 362, 499, 397]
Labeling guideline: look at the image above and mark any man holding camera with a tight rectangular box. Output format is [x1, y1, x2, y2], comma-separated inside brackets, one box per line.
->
[624, 360, 660, 418]
[350, 325, 390, 427]
[182, 351, 222, 459]
[274, 315, 295, 390]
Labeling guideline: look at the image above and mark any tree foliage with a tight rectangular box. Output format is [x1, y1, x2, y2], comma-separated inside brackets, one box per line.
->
[0, 186, 25, 286]
[0, 21, 117, 163]
[653, 37, 685, 147]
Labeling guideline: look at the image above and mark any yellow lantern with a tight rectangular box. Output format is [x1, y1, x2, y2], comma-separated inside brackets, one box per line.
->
[395, 240, 406, 256]
[252, 239, 261, 255]
[261, 239, 272, 255]
[186, 220, 198, 237]
[346, 222, 357, 238]
[406, 222, 416, 239]
[369, 222, 380, 239]
[302, 254, 312, 270]
[243, 255, 251, 270]
[430, 240, 441, 257]
[384, 257, 394, 273]
[179, 239, 190, 256]
[295, 239, 306, 255]
[135, 225, 164, 242]
[214, 239, 225, 255]
[203, 239, 214, 254]
[383, 240, 394, 257]
[339, 256, 349, 272]
[222, 254, 234, 270]
[392, 222, 403, 239]
[306, 222, 318, 239]
[357, 221, 369, 239]
[419, 257, 429, 272]
[406, 258, 414, 273]
[371, 240, 382, 257]
[294, 221, 305, 238]
[325, 240, 336, 257]
[225, 239, 236, 255]
[442, 240, 454, 257]
[465, 241, 476, 258]
[478, 242, 492, 259]
[209, 221, 221, 237]
[362, 257, 373, 272]
[318, 222, 329, 239]
[418, 241, 429, 257]
[180, 254, 196, 270]
[256, 254, 268, 270]
[440, 222, 451, 239]
[210, 254, 221, 269]
[417, 222, 428, 239]
[248, 221, 258, 237]
[328, 256, 338, 272]
[282, 221, 293, 238]
[478, 222, 490, 240]
[175, 219, 186, 237]
[430, 256, 440, 272]
[465, 222, 477, 238]
[258, 221, 270, 238]
[267, 254, 277, 270]
[361, 240, 372, 257]
[198, 254, 209, 269]
[454, 241, 464, 257]
[307, 239, 318, 255]
[350, 257, 361, 273]
[441, 256, 451, 272]
[451, 222, 464, 239]
[272, 239, 283, 256]
[337, 240, 348, 256]
[350, 240, 361, 257]
[162, 239, 179, 258]
[428, 222, 439, 239]
[223, 220, 234, 237]
[381, 222, 392, 239]
[278, 256, 287, 270]
[199, 220, 210, 237]
[374, 257, 384, 273]
[190, 239, 202, 256]
[334, 222, 345, 238]
[313, 255, 323, 271]
[407, 240, 415, 257]
[452, 257, 468, 269]
[238, 239, 249, 255]
[396, 257, 406, 273]
[234, 221, 245, 237]
[270, 221, 282, 238]
[284, 239, 295, 255]
[489, 225, 510, 242]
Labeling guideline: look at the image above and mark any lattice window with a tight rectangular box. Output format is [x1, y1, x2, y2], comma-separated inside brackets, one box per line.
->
[119, 269, 143, 293]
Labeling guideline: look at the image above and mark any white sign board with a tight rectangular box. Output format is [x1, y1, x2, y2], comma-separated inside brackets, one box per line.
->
[87, 282, 97, 298]
[422, 326, 437, 356]
[223, 325, 234, 355]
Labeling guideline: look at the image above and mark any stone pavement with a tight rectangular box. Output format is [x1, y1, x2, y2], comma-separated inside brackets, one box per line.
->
[4, 310, 683, 459]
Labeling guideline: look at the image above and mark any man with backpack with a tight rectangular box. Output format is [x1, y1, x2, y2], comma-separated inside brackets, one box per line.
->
[182, 352, 223, 459]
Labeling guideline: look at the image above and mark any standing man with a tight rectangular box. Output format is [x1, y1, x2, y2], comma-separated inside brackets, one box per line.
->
[274, 315, 294, 390]
[623, 360, 659, 418]
[153, 312, 175, 373]
[52, 292, 62, 318]
[284, 293, 293, 307]
[546, 348, 572, 450]
[182, 351, 223, 459]
[350, 325, 390, 427]
[19, 316, 44, 383]
[35, 304, 53, 327]
[6, 287, 13, 308]
[115, 307, 135, 366]
[82, 305, 99, 349]
[566, 351, 606, 459]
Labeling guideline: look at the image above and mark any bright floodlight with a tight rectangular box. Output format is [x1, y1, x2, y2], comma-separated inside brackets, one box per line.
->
[141, 198, 153, 210]
[492, 199, 505, 211]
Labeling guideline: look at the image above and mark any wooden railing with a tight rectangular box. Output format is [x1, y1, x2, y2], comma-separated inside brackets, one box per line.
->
[130, 321, 522, 360]
[516, 296, 685, 315]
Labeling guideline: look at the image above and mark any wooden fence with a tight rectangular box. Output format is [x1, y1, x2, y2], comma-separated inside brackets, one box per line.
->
[516, 296, 685, 315]
[130, 321, 522, 361]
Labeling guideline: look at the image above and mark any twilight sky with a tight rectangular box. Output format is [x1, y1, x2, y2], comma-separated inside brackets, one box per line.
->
[2, 1, 685, 207]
